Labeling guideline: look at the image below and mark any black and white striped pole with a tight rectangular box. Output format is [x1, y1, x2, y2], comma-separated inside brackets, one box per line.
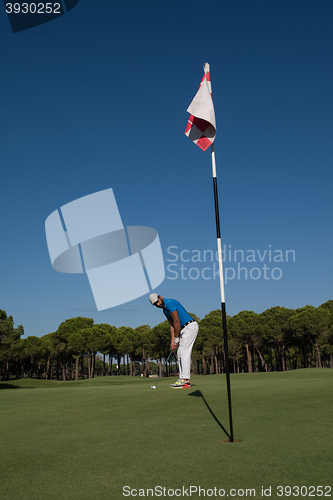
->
[211, 142, 234, 443]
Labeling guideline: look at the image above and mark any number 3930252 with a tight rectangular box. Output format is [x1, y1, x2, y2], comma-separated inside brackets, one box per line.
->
[5, 3, 61, 14]
[276, 485, 331, 497]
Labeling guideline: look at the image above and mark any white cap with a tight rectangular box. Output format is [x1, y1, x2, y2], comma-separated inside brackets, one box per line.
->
[149, 293, 159, 305]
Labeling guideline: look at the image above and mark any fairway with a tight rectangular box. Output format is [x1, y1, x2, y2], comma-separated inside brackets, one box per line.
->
[0, 369, 332, 500]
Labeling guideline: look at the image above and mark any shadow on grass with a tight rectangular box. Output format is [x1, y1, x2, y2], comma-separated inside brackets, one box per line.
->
[188, 389, 231, 440]
[0, 383, 35, 389]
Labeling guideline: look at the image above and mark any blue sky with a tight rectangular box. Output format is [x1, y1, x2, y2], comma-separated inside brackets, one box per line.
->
[0, 0, 332, 338]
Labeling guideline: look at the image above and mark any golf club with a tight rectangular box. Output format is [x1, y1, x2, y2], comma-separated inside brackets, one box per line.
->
[150, 349, 174, 389]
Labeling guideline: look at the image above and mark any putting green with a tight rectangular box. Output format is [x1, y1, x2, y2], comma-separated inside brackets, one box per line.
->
[0, 369, 332, 499]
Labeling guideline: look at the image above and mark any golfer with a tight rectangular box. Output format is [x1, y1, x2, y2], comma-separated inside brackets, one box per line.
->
[149, 293, 198, 389]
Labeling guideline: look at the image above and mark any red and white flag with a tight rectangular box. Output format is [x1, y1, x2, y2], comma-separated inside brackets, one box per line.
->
[185, 63, 216, 152]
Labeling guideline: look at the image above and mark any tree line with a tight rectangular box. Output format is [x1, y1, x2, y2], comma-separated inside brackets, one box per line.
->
[1, 300, 332, 382]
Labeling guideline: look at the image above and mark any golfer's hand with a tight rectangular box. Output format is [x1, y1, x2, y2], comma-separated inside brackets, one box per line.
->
[171, 337, 179, 350]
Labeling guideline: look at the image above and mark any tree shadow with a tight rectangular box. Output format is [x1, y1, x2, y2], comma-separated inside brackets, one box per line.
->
[0, 383, 34, 389]
[188, 389, 231, 440]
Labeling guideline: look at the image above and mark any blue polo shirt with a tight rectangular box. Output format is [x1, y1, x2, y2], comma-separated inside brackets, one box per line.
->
[163, 298, 193, 327]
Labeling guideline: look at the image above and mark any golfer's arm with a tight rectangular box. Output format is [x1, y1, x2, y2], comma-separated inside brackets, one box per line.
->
[168, 322, 175, 344]
[170, 311, 181, 338]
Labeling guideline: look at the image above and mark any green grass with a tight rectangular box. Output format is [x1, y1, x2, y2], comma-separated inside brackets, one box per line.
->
[0, 369, 332, 500]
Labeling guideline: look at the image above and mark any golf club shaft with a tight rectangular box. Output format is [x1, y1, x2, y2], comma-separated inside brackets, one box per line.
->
[156, 349, 174, 382]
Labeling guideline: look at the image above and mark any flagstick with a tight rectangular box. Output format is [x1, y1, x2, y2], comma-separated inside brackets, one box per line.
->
[211, 142, 234, 443]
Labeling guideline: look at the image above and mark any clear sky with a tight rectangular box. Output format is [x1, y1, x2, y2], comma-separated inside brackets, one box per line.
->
[1, 0, 332, 338]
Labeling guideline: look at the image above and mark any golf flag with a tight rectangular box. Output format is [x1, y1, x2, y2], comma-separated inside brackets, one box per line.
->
[185, 63, 216, 152]
[184, 63, 234, 442]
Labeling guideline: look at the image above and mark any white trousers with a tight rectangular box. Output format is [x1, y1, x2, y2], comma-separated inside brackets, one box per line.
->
[177, 321, 199, 380]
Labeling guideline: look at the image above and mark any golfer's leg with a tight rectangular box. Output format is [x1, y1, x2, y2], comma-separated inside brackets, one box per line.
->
[178, 322, 198, 380]
[177, 345, 183, 380]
